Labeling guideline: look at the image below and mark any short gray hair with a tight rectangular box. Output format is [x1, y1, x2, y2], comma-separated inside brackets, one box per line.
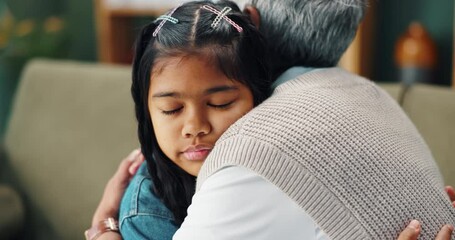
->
[250, 0, 367, 75]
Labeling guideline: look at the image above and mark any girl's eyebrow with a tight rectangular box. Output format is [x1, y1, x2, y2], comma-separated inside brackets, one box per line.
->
[204, 85, 238, 95]
[152, 92, 180, 98]
[152, 85, 239, 98]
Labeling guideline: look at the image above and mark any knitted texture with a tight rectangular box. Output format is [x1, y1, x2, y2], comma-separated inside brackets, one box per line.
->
[197, 68, 455, 240]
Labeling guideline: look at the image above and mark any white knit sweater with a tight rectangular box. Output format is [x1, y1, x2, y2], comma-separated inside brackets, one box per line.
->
[197, 68, 455, 239]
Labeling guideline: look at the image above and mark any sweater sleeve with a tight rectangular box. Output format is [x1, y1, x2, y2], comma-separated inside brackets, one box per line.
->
[174, 166, 327, 240]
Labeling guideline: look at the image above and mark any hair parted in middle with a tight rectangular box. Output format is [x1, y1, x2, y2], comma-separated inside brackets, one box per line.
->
[131, 0, 271, 226]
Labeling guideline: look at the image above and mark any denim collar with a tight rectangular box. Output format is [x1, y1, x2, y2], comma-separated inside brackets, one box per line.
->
[272, 66, 315, 90]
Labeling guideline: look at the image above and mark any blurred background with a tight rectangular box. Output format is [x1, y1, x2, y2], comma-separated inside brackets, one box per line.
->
[0, 0, 454, 138]
[0, 0, 96, 138]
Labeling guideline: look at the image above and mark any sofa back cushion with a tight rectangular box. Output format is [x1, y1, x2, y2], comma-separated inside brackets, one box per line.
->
[4, 59, 138, 239]
[401, 84, 455, 188]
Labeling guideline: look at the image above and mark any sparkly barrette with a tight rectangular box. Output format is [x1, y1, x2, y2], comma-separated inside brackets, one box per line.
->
[153, 6, 180, 37]
[201, 5, 243, 33]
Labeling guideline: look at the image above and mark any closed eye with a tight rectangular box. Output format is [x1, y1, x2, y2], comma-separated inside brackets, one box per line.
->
[208, 101, 235, 109]
[161, 107, 183, 115]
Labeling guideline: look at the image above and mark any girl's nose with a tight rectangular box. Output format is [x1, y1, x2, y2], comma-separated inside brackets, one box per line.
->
[181, 110, 211, 138]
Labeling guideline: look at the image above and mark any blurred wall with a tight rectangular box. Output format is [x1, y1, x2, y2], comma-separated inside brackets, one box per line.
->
[65, 0, 96, 61]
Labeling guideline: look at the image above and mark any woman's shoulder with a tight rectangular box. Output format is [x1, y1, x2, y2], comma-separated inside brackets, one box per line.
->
[119, 162, 175, 224]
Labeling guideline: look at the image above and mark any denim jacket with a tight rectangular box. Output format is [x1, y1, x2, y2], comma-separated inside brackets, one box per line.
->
[119, 162, 178, 240]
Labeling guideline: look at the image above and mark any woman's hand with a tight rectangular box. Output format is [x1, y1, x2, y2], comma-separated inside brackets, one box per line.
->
[397, 220, 454, 240]
[91, 149, 144, 225]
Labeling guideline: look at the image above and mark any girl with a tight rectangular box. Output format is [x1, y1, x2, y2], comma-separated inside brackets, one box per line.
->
[87, 1, 271, 239]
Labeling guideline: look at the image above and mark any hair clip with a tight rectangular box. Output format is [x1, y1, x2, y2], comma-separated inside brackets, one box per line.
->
[156, 15, 179, 24]
[201, 5, 243, 33]
[153, 6, 180, 37]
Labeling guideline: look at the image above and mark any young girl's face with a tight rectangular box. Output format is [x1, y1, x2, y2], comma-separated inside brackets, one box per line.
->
[149, 55, 254, 176]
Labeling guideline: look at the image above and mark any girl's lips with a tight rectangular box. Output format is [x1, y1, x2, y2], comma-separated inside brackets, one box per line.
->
[183, 149, 211, 161]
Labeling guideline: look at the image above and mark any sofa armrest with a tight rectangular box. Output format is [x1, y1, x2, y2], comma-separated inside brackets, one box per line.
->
[0, 184, 24, 240]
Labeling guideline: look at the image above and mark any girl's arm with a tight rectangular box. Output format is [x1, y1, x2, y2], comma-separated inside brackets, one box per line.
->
[445, 186, 455, 207]
[397, 220, 453, 240]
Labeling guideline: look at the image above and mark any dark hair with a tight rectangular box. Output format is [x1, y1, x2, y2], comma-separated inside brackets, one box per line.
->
[131, 0, 271, 225]
[250, 0, 367, 78]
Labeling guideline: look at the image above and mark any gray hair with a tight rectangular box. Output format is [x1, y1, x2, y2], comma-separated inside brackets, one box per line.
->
[249, 0, 367, 75]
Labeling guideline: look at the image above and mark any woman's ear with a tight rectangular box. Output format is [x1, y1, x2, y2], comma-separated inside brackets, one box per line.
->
[243, 5, 260, 29]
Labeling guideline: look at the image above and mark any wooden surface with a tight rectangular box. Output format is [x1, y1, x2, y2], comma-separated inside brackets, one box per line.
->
[94, 0, 168, 64]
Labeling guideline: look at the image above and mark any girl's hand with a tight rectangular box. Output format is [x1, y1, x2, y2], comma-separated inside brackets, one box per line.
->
[397, 220, 454, 240]
[91, 149, 144, 225]
[445, 186, 455, 208]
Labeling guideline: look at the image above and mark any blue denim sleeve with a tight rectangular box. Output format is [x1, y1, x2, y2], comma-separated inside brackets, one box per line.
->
[120, 215, 178, 240]
[119, 162, 178, 240]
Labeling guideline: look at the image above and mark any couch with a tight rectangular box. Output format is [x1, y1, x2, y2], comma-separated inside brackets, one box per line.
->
[0, 59, 454, 239]
[0, 59, 138, 239]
